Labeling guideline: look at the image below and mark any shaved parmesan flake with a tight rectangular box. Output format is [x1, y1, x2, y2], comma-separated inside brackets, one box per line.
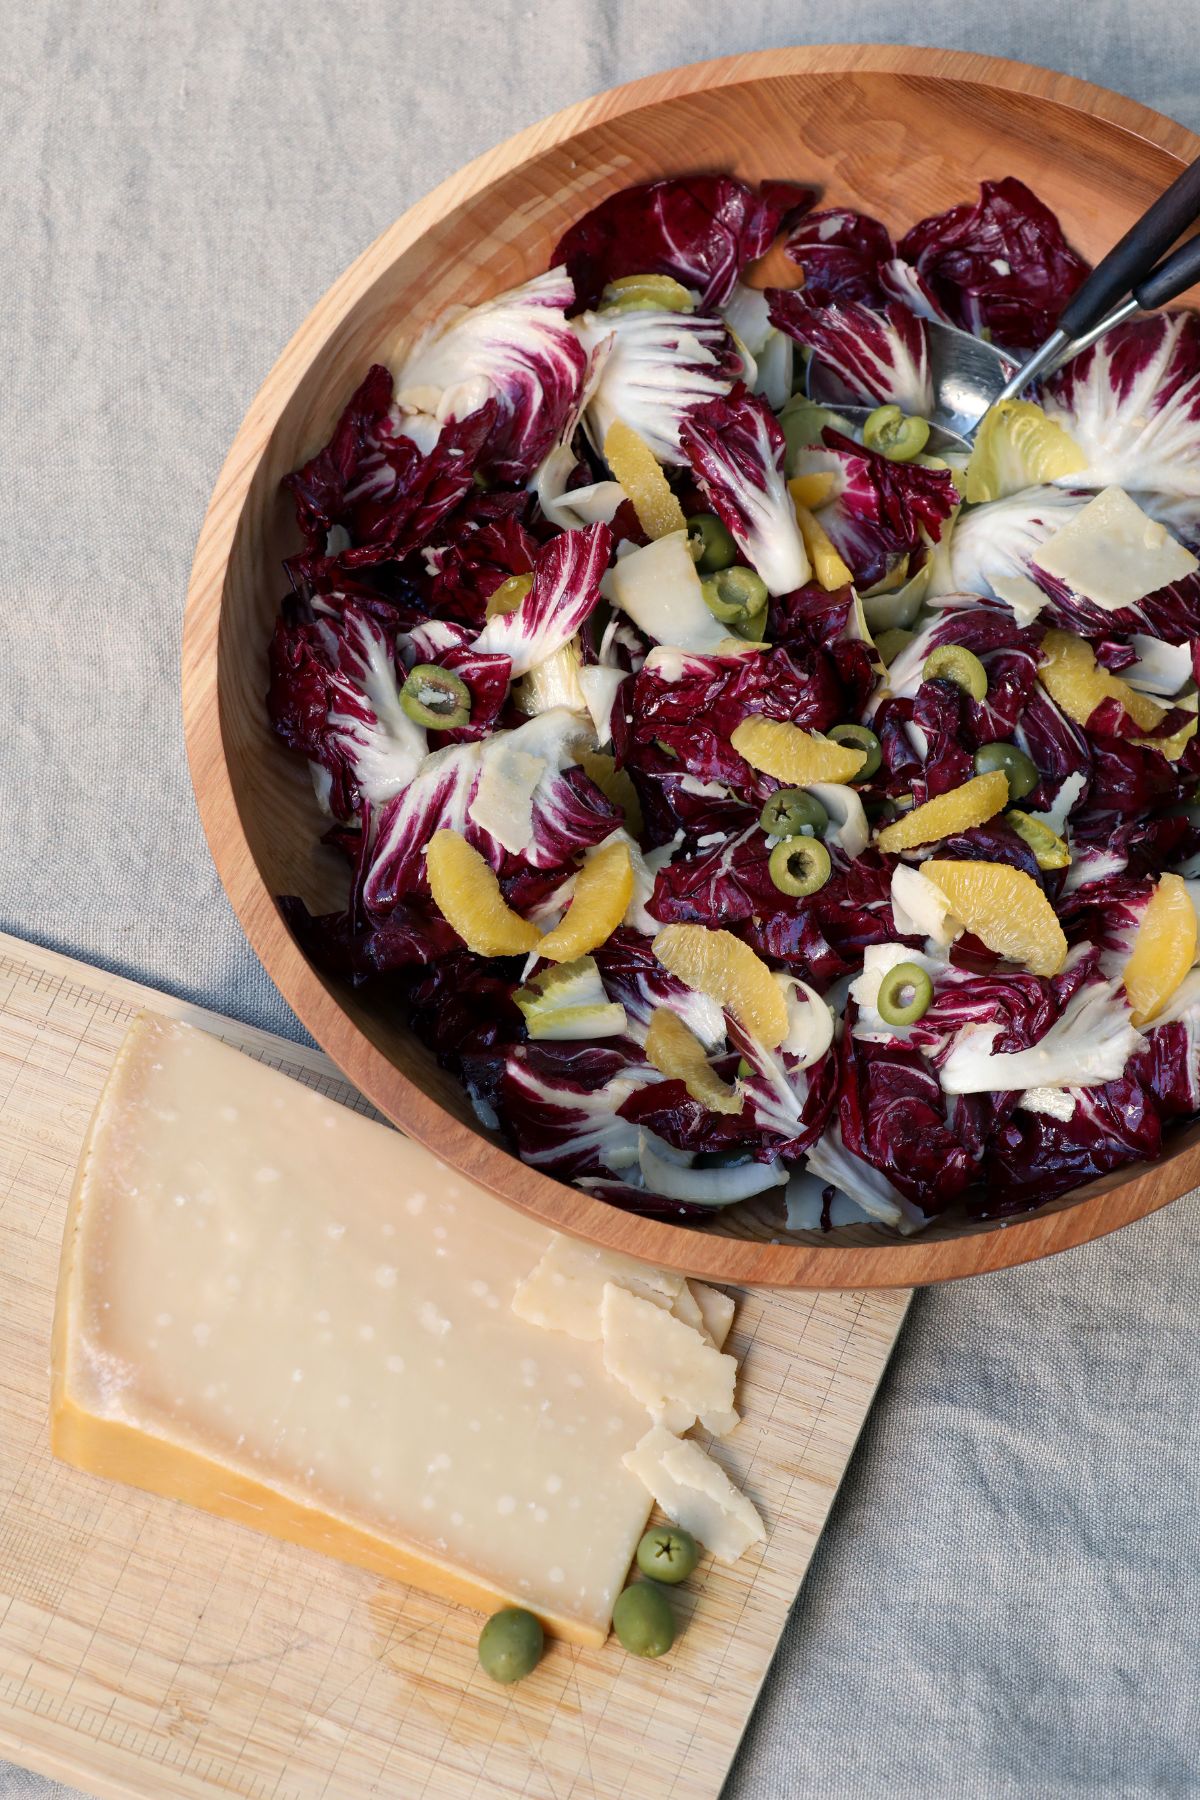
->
[512, 1235, 682, 1341]
[600, 1283, 736, 1423]
[689, 1283, 735, 1353]
[467, 747, 544, 855]
[1033, 486, 1198, 612]
[606, 532, 729, 652]
[623, 1426, 766, 1563]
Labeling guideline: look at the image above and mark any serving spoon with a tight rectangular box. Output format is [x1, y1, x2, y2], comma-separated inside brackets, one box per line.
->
[807, 158, 1200, 454]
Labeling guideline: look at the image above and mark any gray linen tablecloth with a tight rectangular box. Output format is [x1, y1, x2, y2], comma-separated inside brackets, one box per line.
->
[4, 3, 1200, 1794]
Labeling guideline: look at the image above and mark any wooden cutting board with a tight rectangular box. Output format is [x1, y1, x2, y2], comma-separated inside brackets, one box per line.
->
[0, 931, 910, 1800]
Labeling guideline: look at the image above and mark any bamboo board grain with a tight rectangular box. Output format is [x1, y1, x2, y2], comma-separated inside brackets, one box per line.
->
[183, 44, 1200, 1287]
[0, 932, 910, 1800]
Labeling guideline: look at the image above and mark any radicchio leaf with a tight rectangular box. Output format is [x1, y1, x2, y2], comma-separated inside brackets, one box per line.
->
[897, 177, 1089, 352]
[781, 207, 894, 305]
[553, 176, 815, 313]
[767, 295, 933, 415]
[577, 307, 744, 464]
[809, 429, 957, 589]
[679, 386, 810, 594]
[471, 520, 612, 675]
[392, 268, 587, 482]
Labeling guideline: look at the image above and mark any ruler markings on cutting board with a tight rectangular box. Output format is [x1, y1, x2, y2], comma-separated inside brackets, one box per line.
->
[0, 931, 910, 1800]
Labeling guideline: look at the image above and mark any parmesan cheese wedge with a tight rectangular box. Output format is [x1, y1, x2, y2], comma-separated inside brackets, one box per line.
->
[1032, 485, 1198, 611]
[623, 1426, 766, 1563]
[689, 1281, 736, 1352]
[52, 1015, 659, 1647]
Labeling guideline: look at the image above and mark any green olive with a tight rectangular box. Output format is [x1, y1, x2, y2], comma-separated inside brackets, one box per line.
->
[828, 723, 882, 782]
[874, 627, 915, 666]
[862, 405, 931, 462]
[477, 1608, 544, 1684]
[687, 512, 738, 574]
[768, 836, 832, 897]
[759, 788, 829, 839]
[636, 1525, 700, 1584]
[876, 961, 934, 1027]
[973, 741, 1039, 802]
[399, 664, 473, 730]
[922, 645, 989, 703]
[700, 566, 769, 625]
[485, 572, 533, 618]
[612, 1582, 675, 1658]
[736, 603, 770, 644]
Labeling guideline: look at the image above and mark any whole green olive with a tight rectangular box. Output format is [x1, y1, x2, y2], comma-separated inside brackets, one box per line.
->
[973, 740, 1039, 802]
[687, 512, 738, 574]
[635, 1525, 700, 1584]
[477, 1608, 544, 1684]
[612, 1582, 675, 1658]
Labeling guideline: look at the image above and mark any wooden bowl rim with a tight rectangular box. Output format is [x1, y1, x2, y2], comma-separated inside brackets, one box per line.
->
[183, 43, 1200, 1287]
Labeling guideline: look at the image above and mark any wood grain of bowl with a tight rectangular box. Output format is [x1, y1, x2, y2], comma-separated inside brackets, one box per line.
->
[184, 44, 1200, 1287]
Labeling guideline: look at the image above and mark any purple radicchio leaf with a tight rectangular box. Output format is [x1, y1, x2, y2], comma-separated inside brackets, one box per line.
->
[470, 520, 612, 675]
[897, 177, 1090, 352]
[553, 175, 816, 313]
[679, 385, 810, 595]
[766, 294, 933, 414]
[391, 268, 588, 482]
[781, 207, 895, 306]
[811, 429, 957, 590]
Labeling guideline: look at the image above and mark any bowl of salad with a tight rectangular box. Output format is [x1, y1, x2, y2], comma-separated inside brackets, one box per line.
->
[184, 44, 1200, 1286]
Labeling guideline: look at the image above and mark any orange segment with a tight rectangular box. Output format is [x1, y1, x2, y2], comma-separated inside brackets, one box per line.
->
[644, 1008, 742, 1114]
[730, 717, 866, 786]
[537, 838, 634, 963]
[426, 831, 542, 957]
[603, 420, 687, 540]
[1038, 629, 1166, 735]
[876, 772, 1009, 852]
[788, 472, 837, 510]
[791, 500, 853, 592]
[922, 859, 1067, 977]
[653, 924, 789, 1049]
[1122, 872, 1197, 1026]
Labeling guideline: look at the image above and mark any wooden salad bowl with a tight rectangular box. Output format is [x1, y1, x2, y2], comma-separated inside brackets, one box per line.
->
[184, 44, 1200, 1287]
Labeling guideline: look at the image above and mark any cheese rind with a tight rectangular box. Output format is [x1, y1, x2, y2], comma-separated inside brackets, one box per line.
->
[51, 1015, 656, 1646]
[623, 1426, 766, 1564]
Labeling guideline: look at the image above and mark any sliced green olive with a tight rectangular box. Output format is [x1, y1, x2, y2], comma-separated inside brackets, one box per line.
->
[828, 723, 882, 782]
[599, 273, 695, 314]
[636, 1525, 699, 1584]
[612, 1583, 675, 1658]
[686, 512, 738, 574]
[700, 566, 769, 625]
[485, 572, 534, 619]
[876, 961, 934, 1027]
[973, 741, 1038, 801]
[759, 788, 829, 839]
[399, 664, 472, 730]
[768, 836, 832, 897]
[736, 603, 770, 643]
[922, 644, 989, 702]
[477, 1608, 544, 1684]
[862, 405, 931, 462]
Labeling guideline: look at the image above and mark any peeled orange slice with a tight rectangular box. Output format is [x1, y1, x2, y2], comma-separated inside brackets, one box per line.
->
[792, 500, 853, 592]
[731, 717, 866, 786]
[537, 837, 633, 963]
[1122, 872, 1197, 1026]
[603, 420, 687, 540]
[653, 924, 789, 1049]
[645, 1008, 742, 1114]
[788, 472, 837, 510]
[964, 400, 1086, 504]
[876, 772, 1009, 853]
[1038, 629, 1167, 735]
[922, 859, 1068, 977]
[426, 831, 542, 956]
